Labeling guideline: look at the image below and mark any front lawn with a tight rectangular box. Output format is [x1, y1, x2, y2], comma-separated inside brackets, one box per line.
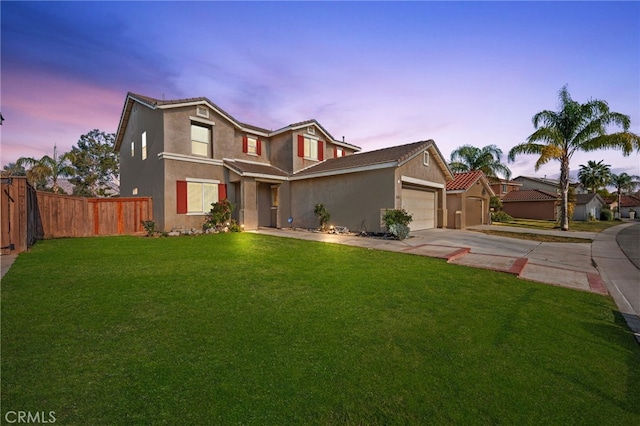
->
[2, 234, 639, 424]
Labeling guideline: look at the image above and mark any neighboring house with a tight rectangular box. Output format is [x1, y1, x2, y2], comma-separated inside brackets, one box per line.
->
[446, 171, 495, 229]
[489, 178, 521, 199]
[618, 194, 640, 219]
[513, 176, 586, 195]
[573, 193, 606, 221]
[501, 189, 559, 221]
[115, 93, 453, 232]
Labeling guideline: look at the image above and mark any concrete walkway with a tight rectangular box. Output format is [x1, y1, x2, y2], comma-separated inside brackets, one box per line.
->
[1, 254, 18, 280]
[255, 221, 639, 342]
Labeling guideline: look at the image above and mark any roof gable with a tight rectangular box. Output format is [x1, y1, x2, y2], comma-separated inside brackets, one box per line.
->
[115, 92, 361, 152]
[446, 171, 485, 191]
[575, 193, 605, 205]
[291, 140, 453, 180]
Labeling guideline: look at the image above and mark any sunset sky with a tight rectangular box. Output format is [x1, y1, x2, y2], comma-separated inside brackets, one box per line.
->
[2, 1, 639, 182]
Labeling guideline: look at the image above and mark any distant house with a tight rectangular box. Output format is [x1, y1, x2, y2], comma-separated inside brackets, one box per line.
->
[489, 178, 522, 199]
[115, 92, 454, 232]
[513, 176, 586, 195]
[501, 189, 559, 221]
[446, 171, 494, 229]
[618, 194, 640, 219]
[573, 193, 606, 221]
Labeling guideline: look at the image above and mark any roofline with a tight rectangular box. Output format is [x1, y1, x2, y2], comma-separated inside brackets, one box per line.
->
[115, 92, 361, 151]
[290, 161, 398, 181]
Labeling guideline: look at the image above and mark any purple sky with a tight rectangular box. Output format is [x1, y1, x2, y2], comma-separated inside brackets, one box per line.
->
[2, 1, 639, 181]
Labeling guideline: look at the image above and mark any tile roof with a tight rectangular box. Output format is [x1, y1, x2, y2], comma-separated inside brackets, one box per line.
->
[620, 194, 640, 207]
[446, 171, 486, 191]
[502, 189, 559, 202]
[223, 160, 289, 178]
[293, 140, 435, 177]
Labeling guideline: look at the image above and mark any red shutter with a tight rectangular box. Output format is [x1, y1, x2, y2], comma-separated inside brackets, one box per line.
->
[218, 184, 227, 200]
[176, 180, 187, 214]
[334, 147, 338, 158]
[257, 139, 262, 155]
[297, 135, 305, 157]
[318, 141, 324, 161]
[242, 136, 248, 153]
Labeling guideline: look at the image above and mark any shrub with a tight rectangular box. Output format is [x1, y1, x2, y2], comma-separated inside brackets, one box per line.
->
[491, 211, 513, 223]
[314, 204, 331, 231]
[228, 220, 243, 233]
[205, 199, 235, 231]
[600, 209, 613, 221]
[382, 209, 413, 240]
[141, 220, 156, 236]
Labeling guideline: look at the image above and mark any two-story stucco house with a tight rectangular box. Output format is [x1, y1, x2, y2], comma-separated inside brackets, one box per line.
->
[115, 93, 453, 232]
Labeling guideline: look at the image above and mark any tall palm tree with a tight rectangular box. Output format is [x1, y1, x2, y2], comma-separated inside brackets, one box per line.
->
[449, 144, 511, 180]
[17, 146, 75, 193]
[508, 85, 640, 231]
[610, 172, 640, 216]
[578, 160, 611, 193]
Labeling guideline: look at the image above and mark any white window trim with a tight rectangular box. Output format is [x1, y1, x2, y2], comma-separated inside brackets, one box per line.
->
[423, 151, 430, 166]
[304, 136, 318, 161]
[131, 141, 135, 157]
[190, 116, 215, 126]
[185, 179, 221, 215]
[196, 106, 210, 118]
[306, 126, 315, 135]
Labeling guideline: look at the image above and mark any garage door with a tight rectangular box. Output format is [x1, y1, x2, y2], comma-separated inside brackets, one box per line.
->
[401, 187, 435, 230]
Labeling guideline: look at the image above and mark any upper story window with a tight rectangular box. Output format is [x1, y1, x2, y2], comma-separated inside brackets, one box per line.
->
[131, 141, 135, 157]
[242, 136, 262, 155]
[502, 184, 508, 193]
[423, 151, 429, 166]
[334, 147, 345, 158]
[306, 126, 315, 135]
[141, 132, 147, 160]
[196, 106, 210, 118]
[191, 124, 210, 157]
[297, 135, 324, 161]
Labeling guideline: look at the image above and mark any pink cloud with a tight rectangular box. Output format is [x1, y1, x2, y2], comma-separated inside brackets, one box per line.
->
[1, 69, 124, 165]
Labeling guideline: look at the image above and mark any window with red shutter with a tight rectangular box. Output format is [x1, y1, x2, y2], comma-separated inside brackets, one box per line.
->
[297, 135, 305, 157]
[257, 139, 262, 156]
[218, 184, 227, 200]
[242, 136, 248, 153]
[318, 141, 324, 161]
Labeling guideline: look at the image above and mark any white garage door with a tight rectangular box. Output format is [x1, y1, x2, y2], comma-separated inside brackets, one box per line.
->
[401, 187, 435, 230]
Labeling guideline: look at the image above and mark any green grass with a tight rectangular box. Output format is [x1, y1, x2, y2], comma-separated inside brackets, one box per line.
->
[494, 218, 622, 232]
[2, 234, 639, 425]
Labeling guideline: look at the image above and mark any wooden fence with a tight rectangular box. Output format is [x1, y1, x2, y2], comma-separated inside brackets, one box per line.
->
[1, 177, 153, 254]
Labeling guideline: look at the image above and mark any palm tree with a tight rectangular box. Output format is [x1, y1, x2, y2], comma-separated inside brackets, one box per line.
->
[610, 172, 640, 217]
[1, 162, 27, 177]
[508, 85, 640, 231]
[449, 144, 511, 180]
[16, 146, 74, 193]
[578, 160, 611, 193]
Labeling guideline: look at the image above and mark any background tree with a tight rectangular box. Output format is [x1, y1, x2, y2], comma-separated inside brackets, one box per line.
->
[610, 172, 640, 216]
[68, 129, 119, 197]
[578, 160, 611, 193]
[16, 146, 74, 193]
[508, 85, 640, 231]
[1, 162, 27, 177]
[449, 144, 511, 180]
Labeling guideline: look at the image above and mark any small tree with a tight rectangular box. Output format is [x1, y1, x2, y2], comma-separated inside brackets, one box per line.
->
[314, 204, 331, 231]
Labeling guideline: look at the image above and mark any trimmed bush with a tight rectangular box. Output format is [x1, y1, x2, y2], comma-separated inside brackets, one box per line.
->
[492, 211, 514, 223]
[600, 209, 613, 221]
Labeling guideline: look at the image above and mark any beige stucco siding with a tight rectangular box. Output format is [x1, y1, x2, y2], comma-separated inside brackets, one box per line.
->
[290, 168, 395, 232]
[395, 149, 448, 228]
